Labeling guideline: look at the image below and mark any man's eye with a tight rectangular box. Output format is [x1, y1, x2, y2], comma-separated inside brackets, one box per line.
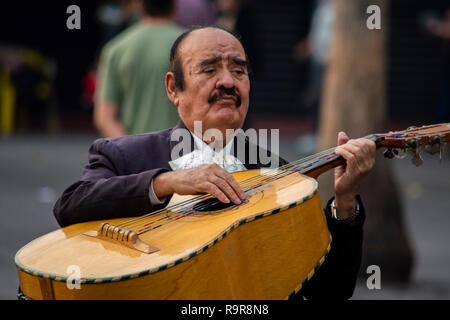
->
[204, 69, 216, 74]
[233, 69, 245, 75]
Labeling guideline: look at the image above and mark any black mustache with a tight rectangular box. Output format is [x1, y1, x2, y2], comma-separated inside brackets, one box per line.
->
[208, 87, 242, 107]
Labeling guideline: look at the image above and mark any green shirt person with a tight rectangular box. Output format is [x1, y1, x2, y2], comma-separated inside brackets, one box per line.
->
[94, 0, 184, 137]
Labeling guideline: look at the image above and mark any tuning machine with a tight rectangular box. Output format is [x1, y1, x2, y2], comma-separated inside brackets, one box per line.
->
[425, 134, 448, 160]
[383, 148, 407, 160]
[406, 138, 424, 167]
[425, 135, 441, 155]
[383, 148, 394, 159]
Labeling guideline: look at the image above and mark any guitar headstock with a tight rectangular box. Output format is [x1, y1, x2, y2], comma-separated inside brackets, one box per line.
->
[374, 123, 450, 166]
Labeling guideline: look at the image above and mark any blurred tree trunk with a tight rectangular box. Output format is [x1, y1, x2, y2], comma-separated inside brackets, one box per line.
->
[317, 0, 414, 283]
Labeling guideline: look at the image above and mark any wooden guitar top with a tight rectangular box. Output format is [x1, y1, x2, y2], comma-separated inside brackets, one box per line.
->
[16, 169, 318, 282]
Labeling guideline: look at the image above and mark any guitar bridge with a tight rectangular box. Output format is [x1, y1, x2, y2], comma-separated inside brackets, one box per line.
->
[84, 222, 160, 254]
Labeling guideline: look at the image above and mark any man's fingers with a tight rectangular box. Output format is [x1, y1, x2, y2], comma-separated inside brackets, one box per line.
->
[337, 131, 349, 146]
[333, 135, 376, 202]
[335, 138, 376, 178]
[178, 164, 246, 205]
[347, 139, 376, 169]
[198, 164, 245, 204]
[205, 182, 231, 204]
[210, 175, 242, 205]
[335, 145, 356, 163]
[214, 168, 246, 201]
[338, 141, 360, 155]
[334, 145, 358, 174]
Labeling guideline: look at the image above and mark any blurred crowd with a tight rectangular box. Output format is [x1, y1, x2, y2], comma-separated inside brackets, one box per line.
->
[0, 0, 449, 137]
[419, 7, 450, 123]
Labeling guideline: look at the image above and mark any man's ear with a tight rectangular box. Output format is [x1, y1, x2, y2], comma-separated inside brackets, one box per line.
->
[165, 72, 179, 106]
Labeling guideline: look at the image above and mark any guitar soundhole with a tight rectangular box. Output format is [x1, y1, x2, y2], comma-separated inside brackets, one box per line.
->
[193, 198, 235, 213]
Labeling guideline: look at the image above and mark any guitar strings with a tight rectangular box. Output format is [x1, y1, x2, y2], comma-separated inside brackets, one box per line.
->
[116, 147, 333, 229]
[129, 146, 344, 234]
[134, 152, 344, 235]
[131, 133, 393, 233]
[118, 134, 384, 233]
[115, 146, 336, 233]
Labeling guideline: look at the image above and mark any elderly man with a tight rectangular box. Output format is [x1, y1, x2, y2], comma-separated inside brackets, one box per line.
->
[54, 26, 375, 300]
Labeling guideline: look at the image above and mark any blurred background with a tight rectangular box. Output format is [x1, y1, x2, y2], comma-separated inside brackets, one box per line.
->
[0, 0, 449, 299]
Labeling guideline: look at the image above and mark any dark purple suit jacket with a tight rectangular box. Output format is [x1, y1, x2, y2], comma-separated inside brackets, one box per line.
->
[53, 121, 365, 300]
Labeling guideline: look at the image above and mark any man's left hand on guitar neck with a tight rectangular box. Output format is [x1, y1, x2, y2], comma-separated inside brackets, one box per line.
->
[333, 131, 376, 220]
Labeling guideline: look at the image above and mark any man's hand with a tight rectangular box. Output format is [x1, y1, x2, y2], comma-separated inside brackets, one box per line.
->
[153, 163, 247, 205]
[333, 132, 376, 219]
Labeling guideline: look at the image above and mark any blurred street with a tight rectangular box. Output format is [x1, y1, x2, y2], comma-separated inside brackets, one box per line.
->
[1, 132, 449, 300]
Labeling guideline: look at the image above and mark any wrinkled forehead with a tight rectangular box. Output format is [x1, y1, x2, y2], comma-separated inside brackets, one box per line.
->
[178, 28, 247, 67]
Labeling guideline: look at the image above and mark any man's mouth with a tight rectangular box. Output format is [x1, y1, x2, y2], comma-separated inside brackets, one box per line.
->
[217, 95, 236, 102]
[208, 90, 242, 107]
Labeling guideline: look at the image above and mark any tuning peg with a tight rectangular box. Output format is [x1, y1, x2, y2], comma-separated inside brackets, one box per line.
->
[425, 135, 441, 155]
[407, 147, 423, 166]
[425, 134, 448, 160]
[383, 148, 409, 160]
[412, 152, 424, 167]
[392, 148, 407, 159]
[405, 137, 421, 149]
[406, 138, 424, 167]
[383, 149, 394, 159]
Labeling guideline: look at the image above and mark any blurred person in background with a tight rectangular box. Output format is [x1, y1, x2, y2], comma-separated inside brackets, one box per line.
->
[97, 0, 146, 47]
[214, 0, 256, 69]
[0, 47, 57, 135]
[215, 0, 240, 31]
[83, 1, 145, 111]
[420, 7, 450, 122]
[94, 0, 184, 138]
[174, 0, 216, 28]
[293, 0, 334, 122]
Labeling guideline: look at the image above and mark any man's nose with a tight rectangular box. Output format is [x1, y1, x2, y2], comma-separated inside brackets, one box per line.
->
[216, 70, 235, 88]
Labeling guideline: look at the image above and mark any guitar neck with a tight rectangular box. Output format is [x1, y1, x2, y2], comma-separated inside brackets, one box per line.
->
[293, 123, 450, 178]
[294, 135, 380, 179]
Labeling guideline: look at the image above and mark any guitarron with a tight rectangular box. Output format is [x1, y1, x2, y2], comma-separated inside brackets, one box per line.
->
[15, 123, 450, 299]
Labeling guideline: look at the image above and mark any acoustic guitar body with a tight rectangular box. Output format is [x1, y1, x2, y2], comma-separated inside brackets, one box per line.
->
[15, 169, 331, 300]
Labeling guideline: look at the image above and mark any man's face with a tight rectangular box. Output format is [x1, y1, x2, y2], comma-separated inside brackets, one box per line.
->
[167, 28, 250, 141]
